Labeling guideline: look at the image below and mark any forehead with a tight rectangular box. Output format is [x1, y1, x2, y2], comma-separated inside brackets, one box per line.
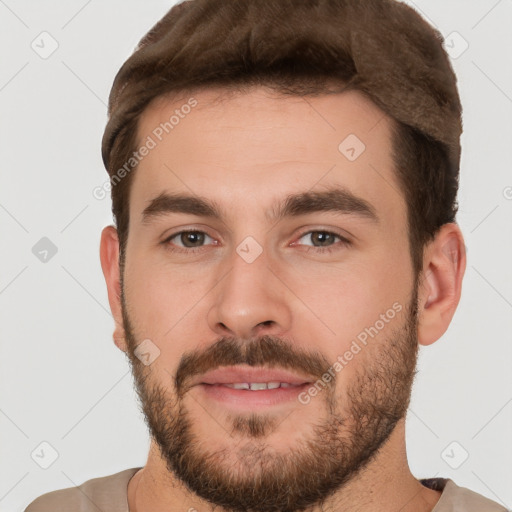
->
[130, 86, 406, 229]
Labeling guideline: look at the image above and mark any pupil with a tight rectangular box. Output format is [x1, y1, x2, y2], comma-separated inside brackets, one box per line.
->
[314, 232, 332, 246]
[183, 232, 204, 247]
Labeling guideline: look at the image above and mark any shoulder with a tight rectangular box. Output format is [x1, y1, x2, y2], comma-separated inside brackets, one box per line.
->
[441, 479, 508, 511]
[24, 468, 141, 512]
[422, 478, 509, 512]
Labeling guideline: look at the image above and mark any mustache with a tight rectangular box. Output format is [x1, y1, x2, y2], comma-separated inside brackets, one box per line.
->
[174, 335, 334, 395]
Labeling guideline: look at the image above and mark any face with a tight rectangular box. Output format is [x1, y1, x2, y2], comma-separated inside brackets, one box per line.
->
[120, 87, 420, 511]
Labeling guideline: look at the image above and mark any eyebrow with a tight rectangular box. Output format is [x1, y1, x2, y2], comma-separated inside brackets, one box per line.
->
[141, 185, 379, 226]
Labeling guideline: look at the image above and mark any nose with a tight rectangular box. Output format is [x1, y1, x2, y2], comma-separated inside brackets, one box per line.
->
[207, 243, 293, 340]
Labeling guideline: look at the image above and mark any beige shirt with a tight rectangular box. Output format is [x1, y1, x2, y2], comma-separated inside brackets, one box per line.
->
[24, 468, 508, 512]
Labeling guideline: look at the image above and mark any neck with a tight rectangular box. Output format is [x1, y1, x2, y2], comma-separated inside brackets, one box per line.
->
[128, 419, 442, 512]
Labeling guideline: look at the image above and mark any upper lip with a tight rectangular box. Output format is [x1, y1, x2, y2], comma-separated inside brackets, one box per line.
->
[193, 366, 314, 386]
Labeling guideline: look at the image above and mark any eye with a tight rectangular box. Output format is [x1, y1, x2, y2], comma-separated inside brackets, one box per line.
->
[293, 230, 351, 254]
[161, 229, 351, 255]
[162, 230, 216, 254]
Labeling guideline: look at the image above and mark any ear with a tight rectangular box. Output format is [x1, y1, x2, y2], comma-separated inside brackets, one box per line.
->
[99, 225, 128, 352]
[417, 223, 467, 346]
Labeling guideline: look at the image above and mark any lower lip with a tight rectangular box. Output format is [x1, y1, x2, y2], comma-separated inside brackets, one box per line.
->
[197, 383, 310, 408]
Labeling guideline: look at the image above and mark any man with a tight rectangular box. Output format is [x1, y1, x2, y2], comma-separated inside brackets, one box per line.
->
[25, 0, 507, 511]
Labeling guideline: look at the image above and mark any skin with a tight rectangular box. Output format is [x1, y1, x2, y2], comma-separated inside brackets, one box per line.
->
[100, 86, 466, 512]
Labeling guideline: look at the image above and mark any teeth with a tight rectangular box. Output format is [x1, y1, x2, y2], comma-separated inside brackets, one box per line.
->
[221, 382, 300, 390]
[230, 383, 250, 390]
[249, 382, 267, 390]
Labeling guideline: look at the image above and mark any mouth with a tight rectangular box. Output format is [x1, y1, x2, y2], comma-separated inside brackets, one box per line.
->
[210, 381, 305, 390]
[191, 366, 314, 408]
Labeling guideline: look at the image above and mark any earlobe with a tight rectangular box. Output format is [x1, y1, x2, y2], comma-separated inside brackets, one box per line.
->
[99, 225, 128, 352]
[417, 223, 467, 346]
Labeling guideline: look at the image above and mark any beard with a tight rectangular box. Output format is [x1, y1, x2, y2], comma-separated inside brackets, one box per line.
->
[121, 284, 420, 512]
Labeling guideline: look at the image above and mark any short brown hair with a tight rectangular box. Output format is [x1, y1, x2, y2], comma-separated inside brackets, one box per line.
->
[101, 0, 463, 278]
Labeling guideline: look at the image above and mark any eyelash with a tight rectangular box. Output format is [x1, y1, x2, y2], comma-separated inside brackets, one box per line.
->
[161, 229, 351, 255]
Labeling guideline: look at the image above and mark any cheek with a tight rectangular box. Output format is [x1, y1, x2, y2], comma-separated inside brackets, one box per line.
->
[129, 272, 203, 331]
[123, 256, 215, 362]
[287, 251, 410, 359]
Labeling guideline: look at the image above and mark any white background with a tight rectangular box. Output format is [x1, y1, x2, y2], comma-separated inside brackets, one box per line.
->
[0, 1, 511, 511]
